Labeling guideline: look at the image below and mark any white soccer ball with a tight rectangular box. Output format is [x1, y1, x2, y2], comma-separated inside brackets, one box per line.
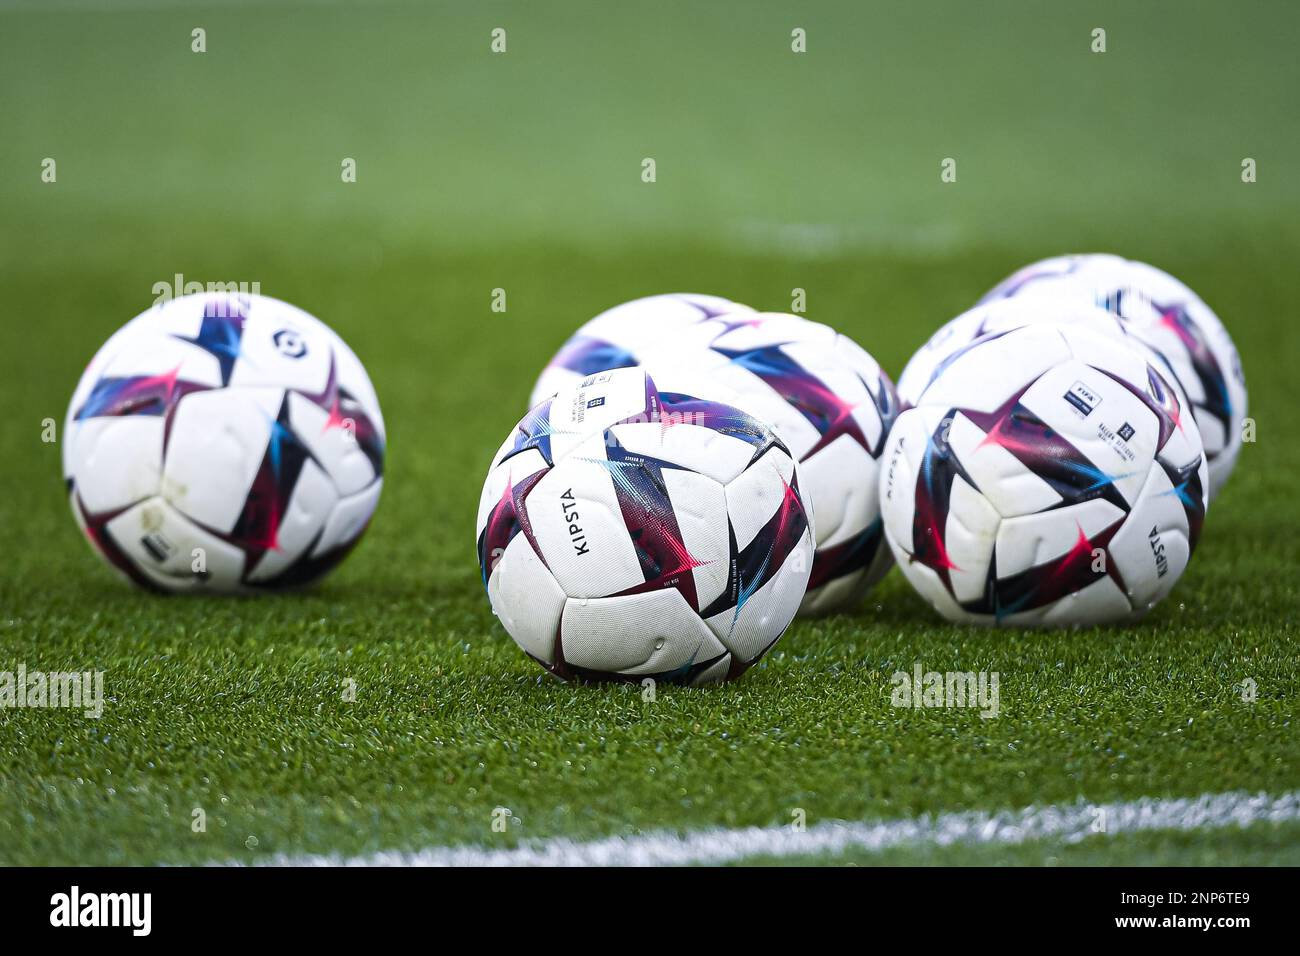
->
[897, 297, 1133, 409]
[528, 293, 752, 408]
[478, 366, 813, 685]
[895, 297, 1198, 456]
[64, 293, 386, 592]
[978, 253, 1246, 499]
[637, 313, 899, 614]
[880, 321, 1207, 626]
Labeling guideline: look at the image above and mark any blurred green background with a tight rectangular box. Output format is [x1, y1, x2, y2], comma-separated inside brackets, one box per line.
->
[0, 0, 1297, 865]
[3, 1, 1298, 367]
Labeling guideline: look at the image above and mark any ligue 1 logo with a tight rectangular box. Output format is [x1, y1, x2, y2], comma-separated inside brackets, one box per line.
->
[273, 328, 307, 359]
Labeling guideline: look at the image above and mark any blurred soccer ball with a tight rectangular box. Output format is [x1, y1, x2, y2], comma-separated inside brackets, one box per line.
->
[880, 321, 1207, 626]
[528, 293, 751, 408]
[978, 253, 1245, 499]
[639, 313, 898, 614]
[478, 366, 813, 685]
[64, 293, 385, 592]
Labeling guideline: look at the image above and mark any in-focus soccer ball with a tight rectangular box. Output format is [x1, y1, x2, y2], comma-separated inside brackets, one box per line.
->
[64, 293, 385, 592]
[527, 293, 752, 408]
[895, 297, 1198, 449]
[637, 313, 898, 614]
[880, 321, 1207, 626]
[897, 297, 1132, 409]
[478, 366, 813, 685]
[978, 253, 1246, 499]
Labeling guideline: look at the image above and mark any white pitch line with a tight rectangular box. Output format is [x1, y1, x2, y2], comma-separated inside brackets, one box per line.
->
[249, 789, 1300, 867]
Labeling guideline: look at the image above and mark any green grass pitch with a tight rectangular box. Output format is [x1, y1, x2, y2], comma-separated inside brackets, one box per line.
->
[0, 1, 1297, 866]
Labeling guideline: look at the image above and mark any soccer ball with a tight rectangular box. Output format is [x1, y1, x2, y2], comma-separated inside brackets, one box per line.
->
[528, 293, 752, 408]
[637, 313, 899, 614]
[477, 366, 813, 685]
[897, 297, 1133, 409]
[895, 297, 1198, 445]
[64, 293, 385, 592]
[880, 321, 1207, 626]
[978, 253, 1245, 499]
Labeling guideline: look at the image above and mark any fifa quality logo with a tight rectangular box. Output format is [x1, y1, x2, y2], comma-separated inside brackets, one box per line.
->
[1063, 380, 1101, 417]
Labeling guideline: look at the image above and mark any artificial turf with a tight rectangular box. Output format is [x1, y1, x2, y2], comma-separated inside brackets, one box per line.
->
[0, 0, 1297, 866]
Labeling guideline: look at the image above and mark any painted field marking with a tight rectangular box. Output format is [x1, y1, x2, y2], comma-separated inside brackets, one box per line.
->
[244, 789, 1300, 867]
